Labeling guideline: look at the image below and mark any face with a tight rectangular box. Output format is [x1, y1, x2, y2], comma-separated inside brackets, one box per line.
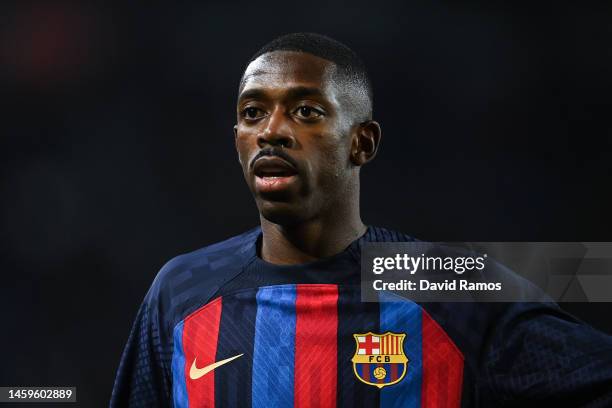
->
[235, 51, 360, 225]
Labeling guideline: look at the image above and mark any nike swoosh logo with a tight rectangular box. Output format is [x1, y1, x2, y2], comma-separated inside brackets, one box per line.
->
[189, 353, 244, 380]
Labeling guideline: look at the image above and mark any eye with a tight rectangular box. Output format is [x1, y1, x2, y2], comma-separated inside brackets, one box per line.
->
[242, 107, 266, 120]
[294, 106, 324, 120]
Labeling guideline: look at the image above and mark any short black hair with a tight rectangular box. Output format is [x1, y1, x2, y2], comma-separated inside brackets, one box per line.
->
[242, 32, 373, 119]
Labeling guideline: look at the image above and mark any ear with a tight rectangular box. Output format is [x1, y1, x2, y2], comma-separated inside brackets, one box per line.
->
[350, 120, 382, 166]
[234, 125, 243, 164]
[233, 124, 239, 151]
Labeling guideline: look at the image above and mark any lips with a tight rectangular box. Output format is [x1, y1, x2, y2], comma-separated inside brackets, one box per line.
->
[252, 156, 299, 194]
[253, 156, 297, 177]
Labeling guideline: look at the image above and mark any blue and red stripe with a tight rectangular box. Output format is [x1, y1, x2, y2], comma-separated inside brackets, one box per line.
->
[252, 285, 297, 408]
[421, 311, 464, 407]
[171, 320, 188, 408]
[337, 286, 380, 407]
[171, 285, 463, 407]
[294, 284, 338, 408]
[380, 296, 422, 408]
[182, 297, 222, 408]
[215, 290, 258, 406]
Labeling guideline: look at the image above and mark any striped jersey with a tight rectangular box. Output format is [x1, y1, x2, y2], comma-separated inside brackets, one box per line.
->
[111, 226, 612, 407]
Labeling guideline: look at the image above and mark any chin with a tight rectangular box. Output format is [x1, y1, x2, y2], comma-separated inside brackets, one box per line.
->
[258, 201, 310, 226]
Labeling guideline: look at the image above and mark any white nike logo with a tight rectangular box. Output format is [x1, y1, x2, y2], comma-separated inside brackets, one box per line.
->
[189, 354, 244, 380]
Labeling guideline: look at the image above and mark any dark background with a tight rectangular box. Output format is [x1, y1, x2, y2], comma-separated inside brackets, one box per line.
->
[1, 1, 611, 406]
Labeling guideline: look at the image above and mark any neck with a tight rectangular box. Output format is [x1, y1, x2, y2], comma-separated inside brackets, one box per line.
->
[259, 206, 366, 265]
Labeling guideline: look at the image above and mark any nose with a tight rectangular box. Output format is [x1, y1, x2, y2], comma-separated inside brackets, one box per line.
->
[257, 107, 295, 149]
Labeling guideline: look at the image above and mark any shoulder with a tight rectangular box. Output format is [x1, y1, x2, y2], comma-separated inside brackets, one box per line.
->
[153, 227, 260, 287]
[143, 227, 260, 335]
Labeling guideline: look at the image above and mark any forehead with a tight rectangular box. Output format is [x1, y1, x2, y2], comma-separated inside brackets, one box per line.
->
[239, 51, 339, 98]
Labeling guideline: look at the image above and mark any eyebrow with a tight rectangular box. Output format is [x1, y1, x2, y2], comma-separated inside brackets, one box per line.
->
[238, 86, 326, 103]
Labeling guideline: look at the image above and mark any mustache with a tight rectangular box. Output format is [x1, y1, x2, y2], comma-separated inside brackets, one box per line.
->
[249, 147, 299, 170]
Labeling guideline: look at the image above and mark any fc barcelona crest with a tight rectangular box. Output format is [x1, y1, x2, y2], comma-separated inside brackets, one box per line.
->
[351, 332, 408, 389]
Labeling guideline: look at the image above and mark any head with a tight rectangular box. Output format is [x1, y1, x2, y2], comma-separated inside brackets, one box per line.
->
[234, 33, 381, 226]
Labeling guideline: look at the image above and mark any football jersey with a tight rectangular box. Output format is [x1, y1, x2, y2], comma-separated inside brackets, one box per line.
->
[110, 226, 612, 407]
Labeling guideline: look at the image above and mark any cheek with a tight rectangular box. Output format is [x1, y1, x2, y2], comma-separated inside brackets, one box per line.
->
[311, 132, 351, 181]
[235, 132, 255, 168]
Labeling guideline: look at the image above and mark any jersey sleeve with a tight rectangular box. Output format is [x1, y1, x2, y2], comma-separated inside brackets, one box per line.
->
[481, 303, 612, 406]
[110, 291, 173, 407]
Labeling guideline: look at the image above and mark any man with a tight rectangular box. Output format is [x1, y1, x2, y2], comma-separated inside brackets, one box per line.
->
[111, 33, 612, 407]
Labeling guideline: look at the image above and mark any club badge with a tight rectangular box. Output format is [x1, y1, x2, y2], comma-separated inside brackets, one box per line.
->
[351, 332, 408, 388]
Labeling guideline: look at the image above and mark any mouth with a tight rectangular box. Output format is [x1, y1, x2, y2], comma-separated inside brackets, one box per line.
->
[252, 156, 299, 194]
